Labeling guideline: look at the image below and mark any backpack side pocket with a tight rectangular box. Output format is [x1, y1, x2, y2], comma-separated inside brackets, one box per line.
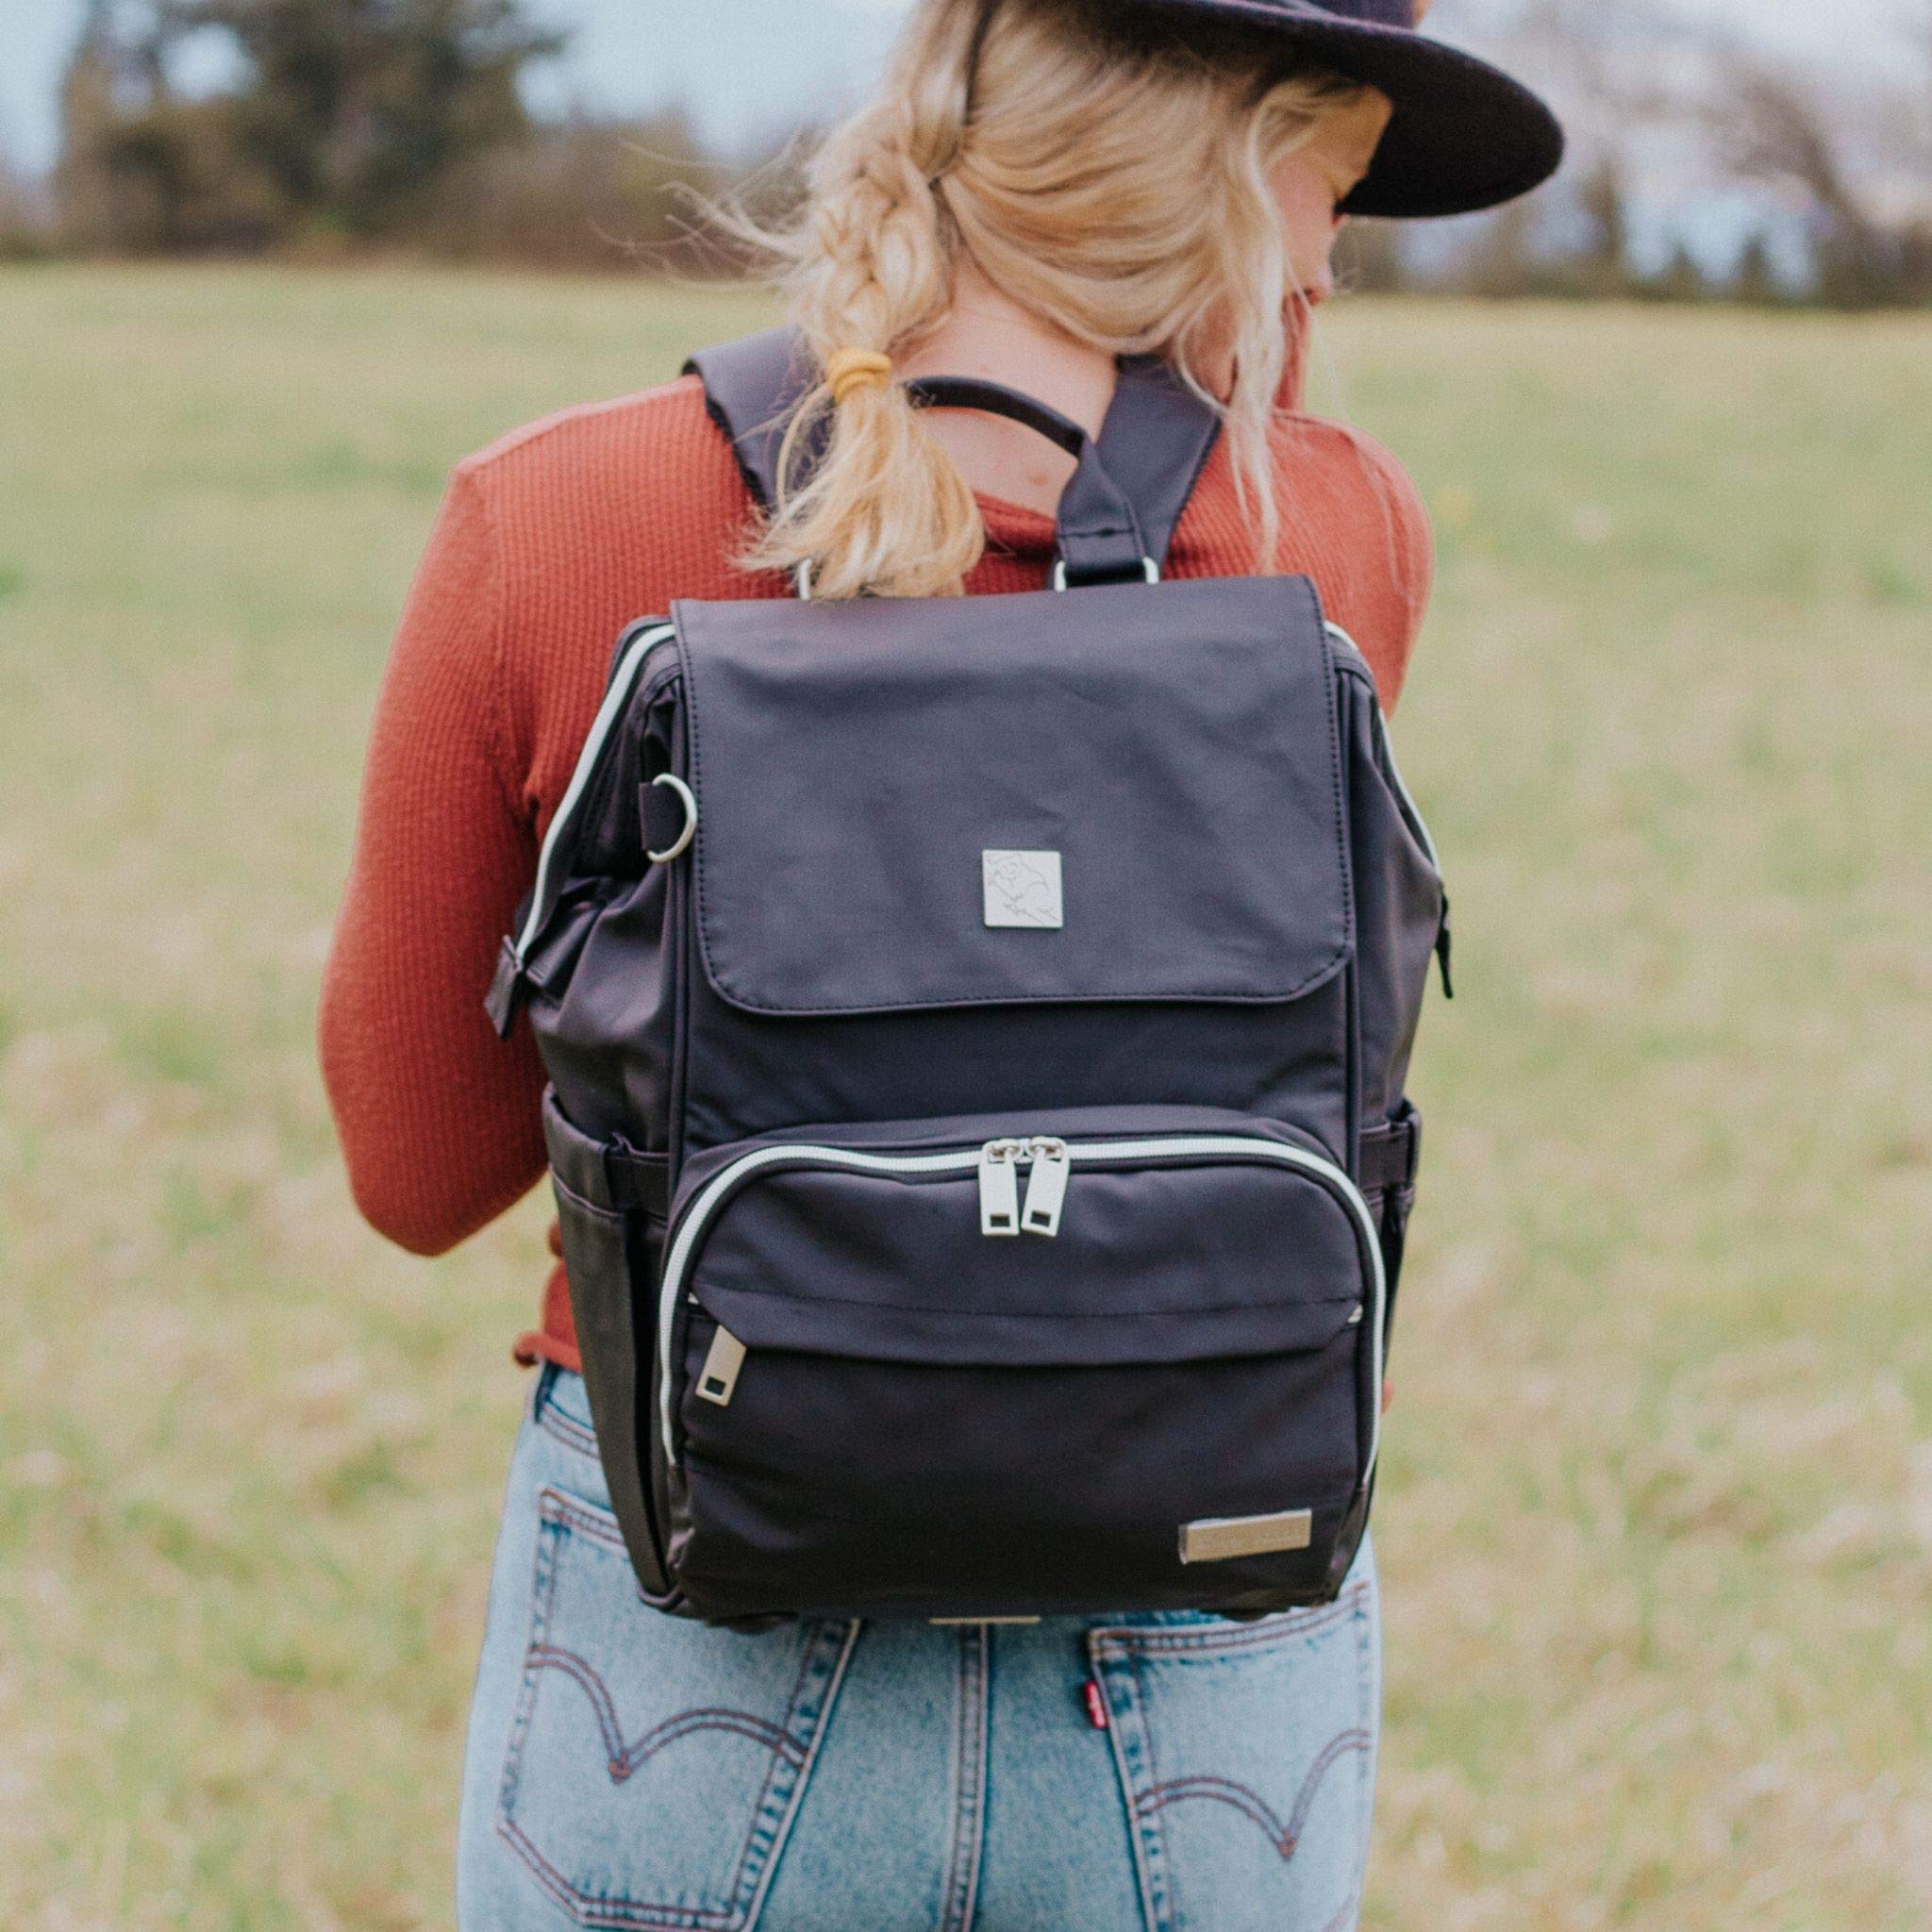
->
[542, 1087, 675, 1605]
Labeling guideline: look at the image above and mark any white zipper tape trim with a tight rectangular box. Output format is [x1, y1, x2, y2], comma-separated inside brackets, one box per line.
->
[1324, 620, 1441, 874]
[513, 622, 677, 964]
[658, 1134, 1387, 1486]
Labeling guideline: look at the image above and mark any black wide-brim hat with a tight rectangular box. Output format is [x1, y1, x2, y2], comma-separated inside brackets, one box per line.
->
[1117, 0, 1564, 217]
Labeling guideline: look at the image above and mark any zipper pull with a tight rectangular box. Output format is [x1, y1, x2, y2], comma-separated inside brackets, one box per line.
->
[1435, 891, 1455, 1000]
[979, 1140, 1021, 1237]
[1022, 1138, 1071, 1237]
[696, 1325, 746, 1407]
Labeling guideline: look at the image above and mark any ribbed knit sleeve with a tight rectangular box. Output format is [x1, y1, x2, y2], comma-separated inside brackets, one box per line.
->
[318, 461, 548, 1254]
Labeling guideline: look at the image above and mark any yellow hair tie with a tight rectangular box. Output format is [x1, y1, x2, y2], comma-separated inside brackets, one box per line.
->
[826, 349, 894, 406]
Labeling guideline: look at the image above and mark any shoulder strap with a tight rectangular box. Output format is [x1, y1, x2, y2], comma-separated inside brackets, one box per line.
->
[1098, 355, 1225, 579]
[685, 326, 820, 518]
[683, 327, 1223, 587]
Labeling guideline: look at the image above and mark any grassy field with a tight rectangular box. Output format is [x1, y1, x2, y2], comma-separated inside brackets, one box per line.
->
[0, 265, 1927, 1931]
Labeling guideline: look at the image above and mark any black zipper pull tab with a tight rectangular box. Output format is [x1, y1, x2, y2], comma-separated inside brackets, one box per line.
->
[1435, 892, 1455, 1000]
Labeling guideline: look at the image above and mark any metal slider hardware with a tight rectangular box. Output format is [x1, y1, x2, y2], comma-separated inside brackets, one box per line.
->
[1021, 1138, 1071, 1237]
[1050, 556, 1160, 592]
[978, 1140, 1023, 1237]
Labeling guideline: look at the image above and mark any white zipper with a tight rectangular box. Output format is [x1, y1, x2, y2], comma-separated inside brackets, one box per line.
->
[513, 622, 676, 964]
[1324, 620, 1440, 874]
[658, 1133, 1387, 1483]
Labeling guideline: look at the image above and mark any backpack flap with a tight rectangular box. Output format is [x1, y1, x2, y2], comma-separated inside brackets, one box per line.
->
[670, 571, 1352, 1018]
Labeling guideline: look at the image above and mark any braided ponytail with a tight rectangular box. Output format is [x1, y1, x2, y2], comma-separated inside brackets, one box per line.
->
[741, 0, 988, 600]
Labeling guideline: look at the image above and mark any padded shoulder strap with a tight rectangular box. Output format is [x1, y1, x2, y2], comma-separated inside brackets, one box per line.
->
[683, 327, 1223, 582]
[684, 326, 820, 516]
[1099, 356, 1225, 578]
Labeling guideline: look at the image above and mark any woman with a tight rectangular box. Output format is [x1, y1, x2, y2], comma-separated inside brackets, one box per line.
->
[320, 1, 1559, 1925]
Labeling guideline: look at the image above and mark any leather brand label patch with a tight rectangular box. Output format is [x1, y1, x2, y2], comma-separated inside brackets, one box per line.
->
[982, 850, 1063, 929]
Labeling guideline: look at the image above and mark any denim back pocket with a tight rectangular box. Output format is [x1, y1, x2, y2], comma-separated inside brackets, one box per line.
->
[498, 1485, 857, 1930]
[1088, 1581, 1378, 1932]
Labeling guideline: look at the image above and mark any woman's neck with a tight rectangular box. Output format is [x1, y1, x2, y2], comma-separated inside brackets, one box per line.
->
[896, 263, 1240, 520]
[894, 265, 1117, 519]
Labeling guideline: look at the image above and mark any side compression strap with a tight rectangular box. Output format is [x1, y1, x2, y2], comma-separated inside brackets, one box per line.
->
[1357, 1106, 1422, 1196]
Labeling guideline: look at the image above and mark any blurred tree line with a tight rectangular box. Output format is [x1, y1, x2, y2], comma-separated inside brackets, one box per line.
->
[10, 0, 1930, 306]
[1403, 0, 1932, 309]
[42, 0, 787, 267]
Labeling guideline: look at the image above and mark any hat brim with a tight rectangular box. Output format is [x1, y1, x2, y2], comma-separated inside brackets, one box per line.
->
[1121, 0, 1565, 218]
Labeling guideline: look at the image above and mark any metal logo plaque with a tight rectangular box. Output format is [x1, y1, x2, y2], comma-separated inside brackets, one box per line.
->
[982, 850, 1063, 929]
[1178, 1508, 1315, 1564]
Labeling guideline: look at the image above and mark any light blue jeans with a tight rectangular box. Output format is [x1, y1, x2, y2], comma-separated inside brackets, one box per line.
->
[457, 1365, 1382, 1932]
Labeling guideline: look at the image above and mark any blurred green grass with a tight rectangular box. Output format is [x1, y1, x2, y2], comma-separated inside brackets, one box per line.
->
[0, 265, 1927, 1930]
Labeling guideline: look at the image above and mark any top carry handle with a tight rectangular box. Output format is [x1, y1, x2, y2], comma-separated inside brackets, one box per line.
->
[684, 326, 1224, 589]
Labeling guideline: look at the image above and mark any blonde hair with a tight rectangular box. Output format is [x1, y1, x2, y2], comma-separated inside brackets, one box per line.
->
[737, 0, 1364, 600]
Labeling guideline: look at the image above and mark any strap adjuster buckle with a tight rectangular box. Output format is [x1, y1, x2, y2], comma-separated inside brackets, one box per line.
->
[1051, 556, 1160, 592]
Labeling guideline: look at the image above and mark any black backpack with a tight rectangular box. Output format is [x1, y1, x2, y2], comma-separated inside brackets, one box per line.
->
[487, 327, 1449, 1624]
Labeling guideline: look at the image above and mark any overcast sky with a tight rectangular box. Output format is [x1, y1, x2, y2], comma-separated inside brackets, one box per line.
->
[1, 0, 1914, 175]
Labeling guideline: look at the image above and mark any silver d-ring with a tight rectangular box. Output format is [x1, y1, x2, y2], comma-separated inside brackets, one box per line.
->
[646, 773, 698, 863]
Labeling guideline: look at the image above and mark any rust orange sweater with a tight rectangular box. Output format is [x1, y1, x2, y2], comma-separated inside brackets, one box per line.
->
[319, 368, 1433, 1371]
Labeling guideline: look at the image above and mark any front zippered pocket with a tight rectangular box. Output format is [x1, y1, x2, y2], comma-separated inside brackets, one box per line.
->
[660, 1122, 1385, 1466]
[654, 1108, 1383, 1620]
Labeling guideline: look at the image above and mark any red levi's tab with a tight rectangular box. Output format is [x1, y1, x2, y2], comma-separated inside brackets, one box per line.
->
[1083, 1680, 1110, 1730]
